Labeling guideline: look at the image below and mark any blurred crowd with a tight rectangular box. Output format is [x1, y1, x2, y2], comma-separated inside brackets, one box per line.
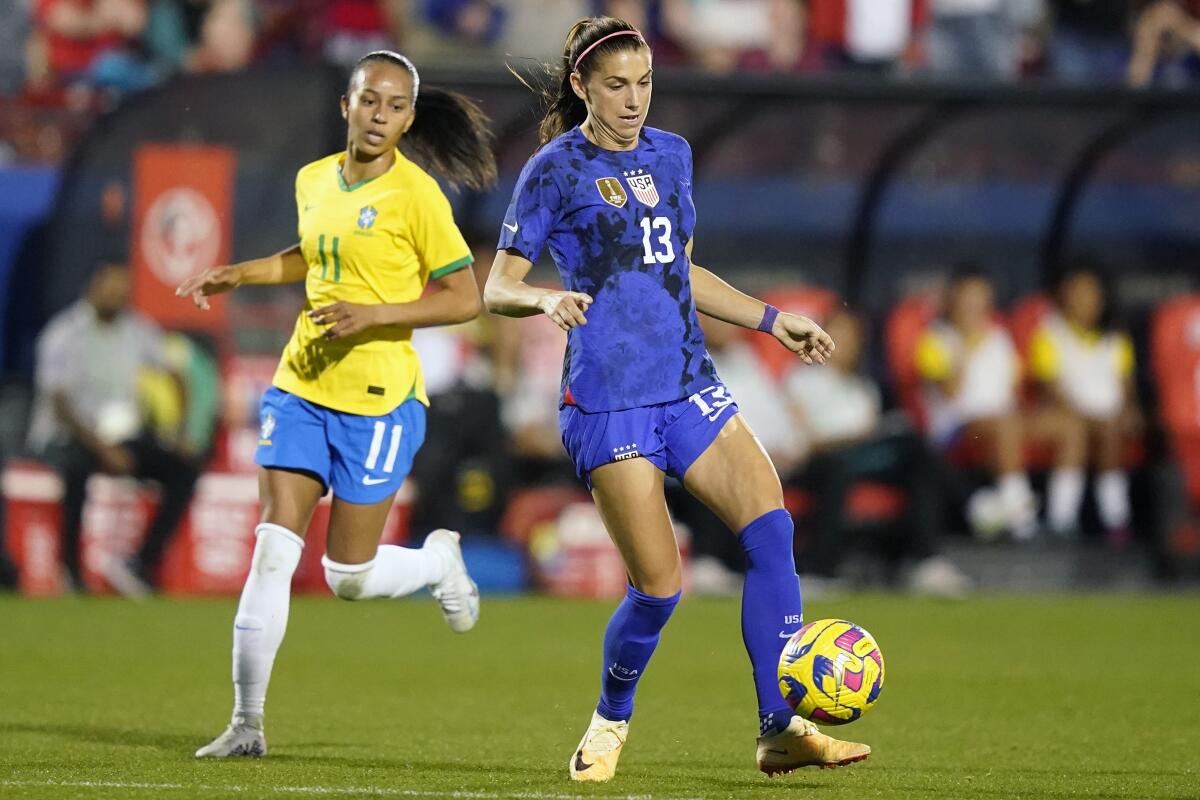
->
[2, 1, 1200, 101]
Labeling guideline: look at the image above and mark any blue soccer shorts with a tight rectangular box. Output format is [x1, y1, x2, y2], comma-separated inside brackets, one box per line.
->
[255, 386, 427, 504]
[559, 384, 740, 489]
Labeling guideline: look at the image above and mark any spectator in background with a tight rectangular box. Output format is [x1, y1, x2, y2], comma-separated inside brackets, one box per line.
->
[806, 0, 927, 73]
[1, 0, 33, 94]
[1028, 262, 1140, 545]
[28, 261, 199, 595]
[1046, 0, 1131, 83]
[787, 310, 972, 596]
[30, 0, 156, 91]
[409, 261, 511, 538]
[662, 0, 806, 72]
[916, 267, 1086, 541]
[320, 0, 407, 68]
[422, 0, 506, 49]
[924, 0, 1023, 80]
[1128, 0, 1200, 86]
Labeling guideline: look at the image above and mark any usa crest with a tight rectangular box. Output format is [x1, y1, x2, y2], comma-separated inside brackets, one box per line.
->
[357, 205, 378, 229]
[595, 177, 628, 208]
[623, 169, 659, 207]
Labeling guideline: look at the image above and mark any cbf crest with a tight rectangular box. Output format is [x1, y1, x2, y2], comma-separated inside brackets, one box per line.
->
[357, 205, 378, 229]
[259, 412, 276, 445]
[623, 169, 659, 207]
[595, 177, 628, 208]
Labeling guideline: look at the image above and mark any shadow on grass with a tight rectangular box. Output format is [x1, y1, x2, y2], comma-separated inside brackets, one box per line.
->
[0, 721, 200, 752]
[265, 752, 554, 780]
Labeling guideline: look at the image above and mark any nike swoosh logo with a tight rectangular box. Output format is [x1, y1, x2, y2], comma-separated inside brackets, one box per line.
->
[362, 476, 389, 486]
[707, 404, 733, 423]
[608, 667, 639, 682]
[766, 747, 790, 755]
[503, 222, 518, 233]
[779, 631, 794, 639]
[573, 751, 593, 771]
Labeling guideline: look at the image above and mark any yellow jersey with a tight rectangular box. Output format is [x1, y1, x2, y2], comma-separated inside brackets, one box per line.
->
[272, 151, 473, 416]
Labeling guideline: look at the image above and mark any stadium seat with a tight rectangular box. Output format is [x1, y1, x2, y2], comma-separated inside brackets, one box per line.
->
[1008, 293, 1052, 360]
[884, 293, 940, 432]
[1151, 295, 1200, 504]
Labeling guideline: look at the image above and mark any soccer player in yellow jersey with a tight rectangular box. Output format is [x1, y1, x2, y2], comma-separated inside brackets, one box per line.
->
[177, 51, 497, 758]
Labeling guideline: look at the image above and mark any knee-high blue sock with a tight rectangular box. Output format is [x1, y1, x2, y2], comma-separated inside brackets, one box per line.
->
[739, 509, 803, 735]
[596, 585, 680, 722]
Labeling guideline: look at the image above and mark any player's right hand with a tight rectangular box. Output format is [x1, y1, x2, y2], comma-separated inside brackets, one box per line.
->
[538, 290, 592, 332]
[175, 265, 243, 310]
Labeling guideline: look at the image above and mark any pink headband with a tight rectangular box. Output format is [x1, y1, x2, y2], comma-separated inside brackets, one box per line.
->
[572, 30, 643, 73]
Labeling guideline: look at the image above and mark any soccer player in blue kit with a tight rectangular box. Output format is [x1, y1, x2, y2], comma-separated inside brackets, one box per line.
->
[484, 16, 872, 783]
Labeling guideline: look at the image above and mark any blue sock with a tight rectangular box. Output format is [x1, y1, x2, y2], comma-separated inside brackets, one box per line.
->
[595, 585, 680, 722]
[738, 509, 803, 735]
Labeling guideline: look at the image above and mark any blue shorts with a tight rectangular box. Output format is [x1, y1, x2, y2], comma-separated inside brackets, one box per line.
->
[255, 386, 426, 504]
[559, 384, 740, 489]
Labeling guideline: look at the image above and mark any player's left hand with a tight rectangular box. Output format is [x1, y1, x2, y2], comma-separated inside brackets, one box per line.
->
[772, 312, 835, 365]
[307, 301, 383, 340]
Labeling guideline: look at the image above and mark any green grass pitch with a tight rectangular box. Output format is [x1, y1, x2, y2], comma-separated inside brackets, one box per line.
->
[2, 593, 1197, 800]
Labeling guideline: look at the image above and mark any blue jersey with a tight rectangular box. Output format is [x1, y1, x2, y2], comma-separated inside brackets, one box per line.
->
[498, 126, 719, 412]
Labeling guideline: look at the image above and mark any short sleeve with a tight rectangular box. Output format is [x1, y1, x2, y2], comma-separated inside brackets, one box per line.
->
[915, 330, 951, 382]
[1028, 327, 1058, 383]
[412, 182, 473, 280]
[497, 154, 564, 262]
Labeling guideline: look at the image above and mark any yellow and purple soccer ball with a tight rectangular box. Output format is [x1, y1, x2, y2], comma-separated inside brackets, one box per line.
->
[777, 619, 885, 725]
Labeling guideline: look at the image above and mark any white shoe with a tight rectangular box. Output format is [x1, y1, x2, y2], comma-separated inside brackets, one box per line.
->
[906, 556, 973, 599]
[194, 716, 266, 758]
[568, 710, 628, 782]
[100, 557, 151, 599]
[424, 529, 479, 633]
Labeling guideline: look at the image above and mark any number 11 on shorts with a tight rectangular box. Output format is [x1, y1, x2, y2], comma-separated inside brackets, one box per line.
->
[366, 421, 403, 473]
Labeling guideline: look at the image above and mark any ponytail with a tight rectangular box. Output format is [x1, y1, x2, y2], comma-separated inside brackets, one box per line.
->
[350, 51, 497, 191]
[403, 87, 497, 191]
[512, 16, 648, 150]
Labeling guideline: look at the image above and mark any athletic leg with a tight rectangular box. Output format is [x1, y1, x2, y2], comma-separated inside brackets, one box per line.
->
[681, 412, 870, 773]
[570, 456, 681, 782]
[320, 398, 478, 630]
[196, 467, 323, 758]
[1091, 417, 1131, 543]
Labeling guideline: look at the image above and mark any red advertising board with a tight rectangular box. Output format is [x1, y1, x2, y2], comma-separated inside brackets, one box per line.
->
[131, 144, 235, 330]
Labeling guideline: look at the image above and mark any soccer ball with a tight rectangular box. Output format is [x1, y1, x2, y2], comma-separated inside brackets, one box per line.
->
[777, 619, 885, 725]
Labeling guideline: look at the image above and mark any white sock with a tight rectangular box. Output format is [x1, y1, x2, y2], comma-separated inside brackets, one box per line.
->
[998, 472, 1037, 539]
[1047, 468, 1086, 534]
[1096, 470, 1131, 530]
[232, 523, 303, 722]
[322, 545, 446, 600]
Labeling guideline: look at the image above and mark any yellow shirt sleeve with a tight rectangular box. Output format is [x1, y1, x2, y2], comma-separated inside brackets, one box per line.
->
[411, 181, 473, 281]
[1115, 333, 1135, 378]
[1028, 328, 1058, 383]
[915, 330, 951, 382]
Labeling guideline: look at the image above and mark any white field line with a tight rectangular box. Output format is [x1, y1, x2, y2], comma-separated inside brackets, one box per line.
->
[0, 779, 704, 800]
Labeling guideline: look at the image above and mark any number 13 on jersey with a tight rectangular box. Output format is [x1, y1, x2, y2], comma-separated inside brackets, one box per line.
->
[640, 216, 675, 265]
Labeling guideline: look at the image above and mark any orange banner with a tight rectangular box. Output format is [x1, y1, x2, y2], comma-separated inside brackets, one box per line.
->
[132, 144, 235, 330]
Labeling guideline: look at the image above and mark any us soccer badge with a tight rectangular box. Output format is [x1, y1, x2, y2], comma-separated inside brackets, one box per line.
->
[596, 177, 628, 208]
[623, 169, 659, 207]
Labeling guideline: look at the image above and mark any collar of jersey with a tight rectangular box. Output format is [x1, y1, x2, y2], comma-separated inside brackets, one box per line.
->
[336, 151, 401, 192]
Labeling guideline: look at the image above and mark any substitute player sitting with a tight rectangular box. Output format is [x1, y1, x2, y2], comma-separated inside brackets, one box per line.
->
[178, 50, 495, 758]
[485, 16, 870, 782]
